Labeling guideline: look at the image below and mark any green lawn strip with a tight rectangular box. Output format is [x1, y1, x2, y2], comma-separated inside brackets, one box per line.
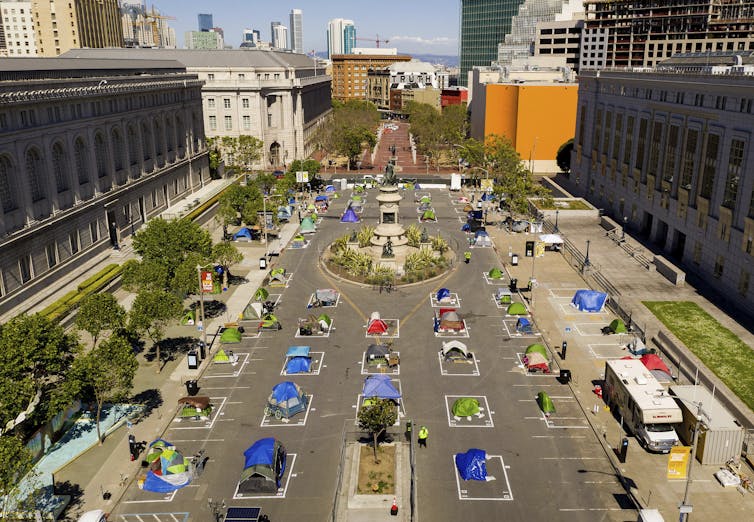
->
[643, 301, 754, 410]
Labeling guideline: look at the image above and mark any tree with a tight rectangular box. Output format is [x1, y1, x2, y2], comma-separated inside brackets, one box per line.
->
[0, 435, 34, 516]
[212, 242, 243, 290]
[337, 127, 377, 169]
[120, 259, 169, 293]
[129, 290, 183, 373]
[69, 335, 138, 443]
[357, 399, 398, 463]
[222, 135, 263, 172]
[216, 183, 264, 228]
[75, 293, 126, 348]
[206, 137, 222, 178]
[171, 252, 212, 297]
[556, 138, 574, 174]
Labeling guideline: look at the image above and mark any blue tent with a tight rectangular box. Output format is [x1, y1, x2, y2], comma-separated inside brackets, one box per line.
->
[515, 317, 532, 333]
[233, 227, 253, 240]
[475, 229, 489, 238]
[461, 223, 471, 232]
[363, 375, 401, 400]
[325, 184, 335, 192]
[272, 381, 301, 403]
[570, 289, 608, 312]
[455, 449, 488, 481]
[315, 195, 328, 202]
[240, 438, 286, 494]
[437, 288, 451, 301]
[469, 210, 483, 220]
[286, 346, 311, 357]
[340, 207, 360, 223]
[140, 439, 192, 493]
[286, 356, 311, 374]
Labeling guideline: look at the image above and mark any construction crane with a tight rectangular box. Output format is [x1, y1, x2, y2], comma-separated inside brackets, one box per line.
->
[145, 5, 175, 47]
[354, 34, 390, 48]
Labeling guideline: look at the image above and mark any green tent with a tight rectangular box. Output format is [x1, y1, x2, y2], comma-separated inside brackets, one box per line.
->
[525, 344, 549, 359]
[452, 397, 480, 417]
[260, 314, 281, 330]
[213, 349, 230, 363]
[507, 302, 528, 315]
[537, 391, 556, 415]
[270, 268, 285, 277]
[608, 318, 628, 334]
[255, 288, 269, 301]
[352, 194, 363, 202]
[300, 217, 316, 234]
[488, 268, 504, 279]
[420, 195, 431, 204]
[180, 310, 195, 325]
[220, 328, 242, 343]
[420, 209, 436, 221]
[317, 314, 332, 328]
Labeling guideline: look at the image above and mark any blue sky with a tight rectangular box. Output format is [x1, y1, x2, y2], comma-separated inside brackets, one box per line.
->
[148, 0, 460, 55]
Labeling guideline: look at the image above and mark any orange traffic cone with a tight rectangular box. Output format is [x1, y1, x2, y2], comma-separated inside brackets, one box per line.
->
[390, 497, 398, 516]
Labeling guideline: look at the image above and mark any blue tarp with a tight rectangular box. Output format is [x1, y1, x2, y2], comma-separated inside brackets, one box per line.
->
[363, 375, 401, 399]
[233, 227, 253, 240]
[315, 195, 328, 202]
[244, 438, 282, 470]
[340, 207, 360, 223]
[516, 317, 531, 330]
[286, 356, 311, 374]
[461, 223, 471, 231]
[142, 469, 190, 493]
[286, 346, 311, 357]
[469, 210, 483, 220]
[475, 229, 489, 238]
[325, 185, 335, 192]
[570, 289, 608, 312]
[455, 448, 488, 481]
[437, 288, 451, 301]
[271, 381, 300, 403]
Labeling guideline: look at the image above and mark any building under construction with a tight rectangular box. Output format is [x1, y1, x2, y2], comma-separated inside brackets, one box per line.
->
[581, 0, 754, 68]
[121, 1, 176, 48]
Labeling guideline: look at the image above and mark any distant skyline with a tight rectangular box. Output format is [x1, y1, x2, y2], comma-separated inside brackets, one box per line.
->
[151, 0, 460, 55]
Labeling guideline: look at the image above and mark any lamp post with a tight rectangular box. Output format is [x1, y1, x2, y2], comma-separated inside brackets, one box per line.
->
[262, 195, 269, 259]
[622, 216, 628, 240]
[196, 263, 214, 358]
[679, 400, 708, 522]
[584, 239, 591, 268]
[554, 209, 560, 233]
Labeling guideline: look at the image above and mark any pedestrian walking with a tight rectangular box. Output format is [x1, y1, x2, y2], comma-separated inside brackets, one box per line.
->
[418, 426, 429, 448]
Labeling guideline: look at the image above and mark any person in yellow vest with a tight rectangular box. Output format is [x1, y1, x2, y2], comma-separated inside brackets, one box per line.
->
[418, 425, 429, 448]
[464, 251, 472, 264]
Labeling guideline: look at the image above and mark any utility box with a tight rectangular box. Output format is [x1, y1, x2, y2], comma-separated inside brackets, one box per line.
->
[669, 385, 745, 465]
[259, 257, 267, 270]
[511, 254, 519, 266]
[525, 241, 535, 257]
[187, 351, 198, 370]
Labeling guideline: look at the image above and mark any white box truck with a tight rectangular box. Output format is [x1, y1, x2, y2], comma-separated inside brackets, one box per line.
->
[604, 359, 682, 453]
[450, 173, 462, 191]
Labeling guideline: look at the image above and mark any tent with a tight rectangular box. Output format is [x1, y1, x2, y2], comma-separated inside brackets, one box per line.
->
[455, 449, 488, 481]
[291, 234, 307, 248]
[177, 396, 212, 419]
[241, 302, 263, 321]
[488, 268, 504, 280]
[607, 318, 628, 334]
[367, 312, 389, 335]
[317, 314, 332, 331]
[300, 217, 316, 234]
[266, 381, 308, 419]
[525, 344, 549, 359]
[139, 439, 192, 493]
[180, 310, 195, 326]
[285, 356, 311, 374]
[363, 375, 401, 400]
[537, 391, 556, 415]
[315, 195, 328, 202]
[524, 352, 550, 373]
[213, 349, 231, 363]
[239, 438, 287, 494]
[269, 268, 286, 284]
[516, 317, 533, 334]
[570, 290, 608, 312]
[259, 313, 281, 331]
[352, 194, 364, 202]
[366, 344, 399, 367]
[340, 207, 360, 223]
[539, 234, 564, 244]
[436, 288, 453, 303]
[640, 353, 673, 382]
[325, 184, 335, 192]
[313, 288, 339, 306]
[474, 229, 492, 247]
[420, 209, 437, 222]
[452, 397, 480, 417]
[418, 202, 432, 211]
[220, 327, 242, 344]
[233, 227, 254, 241]
[463, 203, 474, 212]
[510, 220, 529, 232]
[495, 287, 512, 304]
[255, 288, 269, 301]
[420, 195, 432, 204]
[277, 206, 292, 221]
[435, 308, 465, 332]
[507, 302, 528, 315]
[440, 340, 472, 361]
[286, 346, 311, 358]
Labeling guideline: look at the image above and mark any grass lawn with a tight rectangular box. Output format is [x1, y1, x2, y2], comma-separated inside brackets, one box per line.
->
[534, 198, 592, 211]
[643, 301, 754, 410]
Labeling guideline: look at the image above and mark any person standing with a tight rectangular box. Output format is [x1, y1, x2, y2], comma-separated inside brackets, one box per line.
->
[464, 251, 472, 264]
[418, 425, 429, 448]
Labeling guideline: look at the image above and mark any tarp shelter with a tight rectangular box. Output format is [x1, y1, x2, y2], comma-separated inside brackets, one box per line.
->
[488, 268, 504, 279]
[300, 217, 316, 234]
[363, 375, 401, 400]
[455, 449, 488, 481]
[440, 340, 472, 361]
[233, 227, 254, 241]
[139, 439, 192, 493]
[314, 288, 338, 306]
[180, 310, 195, 325]
[516, 317, 533, 334]
[366, 344, 390, 360]
[507, 302, 528, 315]
[220, 328, 242, 344]
[640, 353, 673, 382]
[539, 234, 564, 244]
[437, 288, 452, 302]
[286, 346, 310, 358]
[340, 207, 360, 223]
[474, 229, 492, 247]
[420, 209, 437, 222]
[367, 312, 389, 335]
[510, 220, 529, 233]
[255, 288, 269, 301]
[608, 318, 628, 334]
[285, 356, 311, 374]
[177, 396, 212, 419]
[570, 290, 608, 312]
[537, 391, 556, 415]
[239, 438, 287, 494]
[452, 398, 480, 417]
[524, 352, 550, 373]
[495, 288, 512, 304]
[469, 209, 483, 220]
[267, 381, 308, 419]
[315, 195, 328, 202]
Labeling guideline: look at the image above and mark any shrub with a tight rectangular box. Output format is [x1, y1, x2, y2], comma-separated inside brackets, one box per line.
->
[357, 225, 375, 248]
[405, 224, 422, 247]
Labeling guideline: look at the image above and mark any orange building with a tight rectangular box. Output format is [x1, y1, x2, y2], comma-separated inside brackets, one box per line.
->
[331, 54, 411, 101]
[470, 82, 578, 173]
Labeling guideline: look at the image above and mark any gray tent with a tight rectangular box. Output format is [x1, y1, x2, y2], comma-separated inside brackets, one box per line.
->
[440, 340, 472, 361]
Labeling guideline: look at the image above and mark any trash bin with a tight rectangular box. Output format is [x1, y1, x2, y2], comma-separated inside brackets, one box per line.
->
[525, 241, 535, 257]
[259, 257, 267, 270]
[559, 369, 571, 383]
[187, 351, 198, 370]
[509, 278, 518, 292]
[185, 379, 199, 396]
[618, 437, 629, 463]
[511, 254, 519, 266]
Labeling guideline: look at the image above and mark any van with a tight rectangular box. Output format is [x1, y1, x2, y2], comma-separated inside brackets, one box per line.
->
[78, 510, 107, 522]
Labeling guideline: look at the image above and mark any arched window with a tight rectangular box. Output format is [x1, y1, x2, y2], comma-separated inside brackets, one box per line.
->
[0, 155, 17, 212]
[176, 116, 185, 157]
[74, 138, 90, 185]
[111, 128, 125, 171]
[141, 122, 152, 161]
[26, 148, 45, 202]
[165, 117, 175, 152]
[153, 119, 162, 158]
[127, 125, 139, 166]
[95, 133, 108, 178]
[51, 142, 69, 192]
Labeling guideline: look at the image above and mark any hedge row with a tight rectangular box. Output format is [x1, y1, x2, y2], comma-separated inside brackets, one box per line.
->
[41, 263, 123, 322]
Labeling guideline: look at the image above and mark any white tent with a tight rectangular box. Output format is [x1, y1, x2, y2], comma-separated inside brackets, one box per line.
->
[539, 234, 564, 244]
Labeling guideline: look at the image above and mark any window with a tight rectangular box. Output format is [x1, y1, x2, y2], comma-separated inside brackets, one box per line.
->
[242, 98, 250, 109]
[19, 255, 32, 283]
[207, 98, 216, 109]
[700, 133, 719, 199]
[648, 121, 663, 179]
[0, 155, 16, 212]
[715, 96, 727, 110]
[680, 129, 698, 190]
[635, 118, 648, 170]
[593, 108, 602, 153]
[223, 98, 231, 109]
[243, 115, 251, 130]
[207, 73, 215, 80]
[603, 111, 612, 158]
[111, 129, 124, 171]
[224, 116, 232, 131]
[141, 123, 152, 161]
[623, 116, 634, 166]
[26, 148, 45, 202]
[127, 126, 139, 166]
[692, 241, 702, 264]
[664, 125, 679, 183]
[713, 256, 724, 278]
[207, 115, 216, 130]
[90, 221, 99, 242]
[723, 139, 745, 209]
[238, 73, 245, 80]
[612, 114, 622, 160]
[95, 133, 107, 178]
[51, 142, 68, 192]
[69, 231, 79, 255]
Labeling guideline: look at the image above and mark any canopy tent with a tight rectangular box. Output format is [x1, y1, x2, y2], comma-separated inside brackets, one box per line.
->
[507, 302, 528, 316]
[300, 217, 316, 234]
[340, 207, 360, 223]
[286, 346, 310, 358]
[233, 227, 254, 241]
[570, 290, 608, 312]
[367, 312, 389, 335]
[538, 234, 564, 244]
[239, 438, 287, 494]
[455, 449, 488, 481]
[267, 381, 308, 419]
[525, 344, 549, 359]
[315, 195, 328, 202]
[420, 209, 437, 222]
[255, 288, 269, 301]
[640, 353, 673, 382]
[139, 439, 192, 493]
[608, 318, 628, 334]
[452, 397, 480, 417]
[220, 328, 242, 344]
[436, 288, 452, 302]
[440, 340, 471, 361]
[537, 391, 556, 415]
[363, 374, 401, 400]
[488, 268, 504, 280]
[524, 351, 550, 373]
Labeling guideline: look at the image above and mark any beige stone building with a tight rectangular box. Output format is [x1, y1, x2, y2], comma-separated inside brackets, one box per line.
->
[32, 0, 123, 57]
[0, 0, 36, 56]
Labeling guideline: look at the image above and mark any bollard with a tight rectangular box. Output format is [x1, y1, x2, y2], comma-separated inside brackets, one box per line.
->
[561, 341, 567, 360]
[618, 437, 629, 463]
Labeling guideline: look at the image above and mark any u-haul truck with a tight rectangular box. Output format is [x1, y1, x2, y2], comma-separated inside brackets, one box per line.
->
[604, 359, 681, 453]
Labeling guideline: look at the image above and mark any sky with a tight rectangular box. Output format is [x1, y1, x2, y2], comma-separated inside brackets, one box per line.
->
[146, 0, 460, 55]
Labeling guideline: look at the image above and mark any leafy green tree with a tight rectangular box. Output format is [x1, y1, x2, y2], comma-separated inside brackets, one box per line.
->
[212, 242, 243, 289]
[75, 293, 126, 348]
[129, 290, 183, 373]
[120, 259, 169, 293]
[216, 183, 264, 228]
[69, 335, 138, 443]
[206, 137, 222, 178]
[0, 435, 34, 515]
[171, 252, 211, 297]
[556, 138, 574, 174]
[357, 399, 398, 463]
[221, 135, 263, 172]
[338, 127, 377, 169]
[254, 173, 278, 195]
[314, 101, 379, 168]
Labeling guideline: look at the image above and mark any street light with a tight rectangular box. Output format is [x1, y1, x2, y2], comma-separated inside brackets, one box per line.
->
[584, 239, 591, 268]
[678, 400, 709, 522]
[196, 263, 214, 357]
[622, 216, 628, 241]
[554, 209, 560, 233]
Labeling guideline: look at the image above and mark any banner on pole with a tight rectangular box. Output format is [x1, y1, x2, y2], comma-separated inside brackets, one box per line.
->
[201, 271, 213, 292]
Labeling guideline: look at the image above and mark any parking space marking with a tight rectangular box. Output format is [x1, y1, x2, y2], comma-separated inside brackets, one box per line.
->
[205, 353, 250, 378]
[364, 319, 400, 339]
[169, 397, 228, 430]
[547, 287, 582, 298]
[268, 273, 294, 288]
[501, 318, 541, 338]
[437, 351, 480, 376]
[444, 395, 494, 428]
[117, 513, 189, 521]
[360, 351, 400, 375]
[453, 454, 513, 501]
[429, 293, 461, 308]
[295, 321, 334, 338]
[573, 322, 610, 336]
[482, 273, 506, 285]
[587, 343, 627, 359]
[280, 352, 324, 376]
[122, 490, 177, 504]
[232, 453, 297, 499]
[260, 395, 314, 427]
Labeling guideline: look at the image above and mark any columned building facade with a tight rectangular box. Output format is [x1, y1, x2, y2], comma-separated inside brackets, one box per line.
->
[0, 58, 209, 314]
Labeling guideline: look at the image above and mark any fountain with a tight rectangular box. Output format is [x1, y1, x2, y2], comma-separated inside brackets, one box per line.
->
[371, 165, 408, 264]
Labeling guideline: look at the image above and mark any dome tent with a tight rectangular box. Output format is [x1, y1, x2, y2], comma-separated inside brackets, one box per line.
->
[455, 448, 488, 481]
[452, 397, 481, 417]
[507, 302, 528, 315]
[239, 438, 287, 494]
[488, 268, 504, 279]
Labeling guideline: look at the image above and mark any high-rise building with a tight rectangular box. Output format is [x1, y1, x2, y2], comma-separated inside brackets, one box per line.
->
[289, 8, 303, 54]
[120, 1, 176, 48]
[0, 1, 37, 56]
[185, 30, 223, 50]
[242, 28, 259, 45]
[327, 18, 355, 58]
[582, 0, 754, 69]
[32, 0, 123, 57]
[271, 22, 288, 50]
[459, 0, 526, 86]
[198, 13, 212, 32]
